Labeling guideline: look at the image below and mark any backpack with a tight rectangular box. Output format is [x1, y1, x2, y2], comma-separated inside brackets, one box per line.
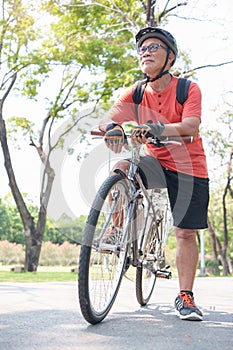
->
[132, 77, 191, 123]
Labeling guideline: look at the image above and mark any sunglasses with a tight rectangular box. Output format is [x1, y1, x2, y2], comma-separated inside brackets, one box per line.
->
[137, 43, 167, 56]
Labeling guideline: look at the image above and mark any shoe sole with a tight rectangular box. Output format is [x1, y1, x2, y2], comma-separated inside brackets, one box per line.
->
[175, 309, 203, 321]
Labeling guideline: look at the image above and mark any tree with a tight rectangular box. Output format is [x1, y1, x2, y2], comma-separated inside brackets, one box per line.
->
[1, 0, 191, 271]
[0, 0, 44, 270]
[0, 0, 93, 270]
[205, 102, 233, 275]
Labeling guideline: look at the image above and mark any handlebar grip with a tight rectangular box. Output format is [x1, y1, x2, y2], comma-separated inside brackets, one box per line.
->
[91, 130, 105, 136]
[182, 136, 193, 143]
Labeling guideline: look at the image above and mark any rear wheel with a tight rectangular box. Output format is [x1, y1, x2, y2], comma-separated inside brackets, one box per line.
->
[136, 186, 172, 306]
[78, 174, 131, 324]
[136, 223, 158, 306]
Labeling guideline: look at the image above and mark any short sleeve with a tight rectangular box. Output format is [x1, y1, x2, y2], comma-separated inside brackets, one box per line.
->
[109, 86, 138, 124]
[182, 82, 202, 120]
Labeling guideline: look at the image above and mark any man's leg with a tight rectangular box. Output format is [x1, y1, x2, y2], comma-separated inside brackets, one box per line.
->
[174, 227, 203, 321]
[103, 160, 130, 242]
[175, 227, 198, 291]
[110, 160, 130, 227]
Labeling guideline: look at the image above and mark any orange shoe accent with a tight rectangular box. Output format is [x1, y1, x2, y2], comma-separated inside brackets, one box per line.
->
[178, 292, 196, 307]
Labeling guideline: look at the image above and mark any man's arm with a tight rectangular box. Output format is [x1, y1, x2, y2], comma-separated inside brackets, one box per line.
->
[161, 117, 200, 138]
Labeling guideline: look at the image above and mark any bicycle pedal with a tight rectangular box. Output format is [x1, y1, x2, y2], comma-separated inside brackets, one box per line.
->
[98, 243, 118, 253]
[156, 269, 172, 279]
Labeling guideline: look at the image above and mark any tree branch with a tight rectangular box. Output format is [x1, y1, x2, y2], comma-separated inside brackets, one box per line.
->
[156, 1, 187, 25]
[139, 0, 147, 12]
[1, 73, 17, 104]
[184, 60, 233, 75]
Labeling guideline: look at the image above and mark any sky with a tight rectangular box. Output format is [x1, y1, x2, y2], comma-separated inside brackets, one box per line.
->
[167, 0, 233, 110]
[0, 0, 232, 219]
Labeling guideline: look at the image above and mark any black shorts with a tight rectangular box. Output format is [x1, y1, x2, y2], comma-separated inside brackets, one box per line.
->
[137, 156, 209, 229]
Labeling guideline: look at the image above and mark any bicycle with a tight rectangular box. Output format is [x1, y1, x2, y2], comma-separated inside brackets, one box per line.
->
[78, 129, 192, 324]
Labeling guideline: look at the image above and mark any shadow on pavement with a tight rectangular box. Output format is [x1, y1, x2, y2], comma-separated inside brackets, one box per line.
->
[84, 304, 233, 349]
[1, 305, 232, 350]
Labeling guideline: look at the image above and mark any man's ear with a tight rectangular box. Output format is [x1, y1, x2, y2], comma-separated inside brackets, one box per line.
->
[169, 52, 175, 66]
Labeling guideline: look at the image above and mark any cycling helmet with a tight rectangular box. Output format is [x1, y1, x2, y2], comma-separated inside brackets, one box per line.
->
[136, 27, 178, 59]
[135, 27, 178, 81]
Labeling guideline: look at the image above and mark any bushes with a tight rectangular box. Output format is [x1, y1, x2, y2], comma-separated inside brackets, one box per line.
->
[0, 240, 24, 265]
[39, 241, 80, 266]
[0, 240, 80, 266]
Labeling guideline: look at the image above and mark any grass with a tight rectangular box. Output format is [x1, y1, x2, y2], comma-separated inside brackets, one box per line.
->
[0, 266, 78, 283]
[0, 265, 223, 283]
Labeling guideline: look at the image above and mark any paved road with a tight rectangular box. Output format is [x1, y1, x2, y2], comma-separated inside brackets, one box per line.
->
[0, 277, 232, 350]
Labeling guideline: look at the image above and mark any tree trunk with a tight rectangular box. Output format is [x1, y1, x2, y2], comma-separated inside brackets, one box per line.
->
[0, 98, 53, 272]
[221, 172, 231, 276]
[215, 236, 230, 276]
[221, 255, 230, 276]
[25, 227, 42, 272]
[207, 218, 230, 275]
[0, 107, 38, 271]
[207, 219, 218, 260]
[24, 206, 47, 271]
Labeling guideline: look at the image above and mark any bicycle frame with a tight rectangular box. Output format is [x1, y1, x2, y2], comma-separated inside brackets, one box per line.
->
[113, 143, 169, 275]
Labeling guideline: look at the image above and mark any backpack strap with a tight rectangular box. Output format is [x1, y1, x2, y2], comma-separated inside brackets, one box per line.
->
[176, 77, 191, 105]
[132, 79, 147, 123]
[132, 77, 191, 122]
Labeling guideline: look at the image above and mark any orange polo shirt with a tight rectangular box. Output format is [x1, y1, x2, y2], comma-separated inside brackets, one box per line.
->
[110, 75, 208, 178]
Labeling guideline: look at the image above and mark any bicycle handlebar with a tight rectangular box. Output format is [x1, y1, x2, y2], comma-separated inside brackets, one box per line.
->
[90, 130, 193, 145]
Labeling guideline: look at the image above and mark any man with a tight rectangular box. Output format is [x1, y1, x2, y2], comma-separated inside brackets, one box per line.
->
[99, 27, 209, 321]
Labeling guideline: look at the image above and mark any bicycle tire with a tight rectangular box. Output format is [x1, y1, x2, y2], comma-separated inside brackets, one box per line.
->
[136, 209, 166, 306]
[136, 221, 157, 306]
[78, 173, 130, 324]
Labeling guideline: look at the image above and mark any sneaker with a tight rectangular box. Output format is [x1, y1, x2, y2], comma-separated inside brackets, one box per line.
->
[175, 291, 203, 321]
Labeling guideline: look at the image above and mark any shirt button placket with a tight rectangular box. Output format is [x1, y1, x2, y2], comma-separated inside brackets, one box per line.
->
[158, 94, 162, 113]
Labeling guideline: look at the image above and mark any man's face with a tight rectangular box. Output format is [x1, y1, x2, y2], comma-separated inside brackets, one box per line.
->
[138, 38, 174, 76]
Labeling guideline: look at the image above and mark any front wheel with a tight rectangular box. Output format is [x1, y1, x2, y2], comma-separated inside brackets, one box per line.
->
[78, 174, 130, 324]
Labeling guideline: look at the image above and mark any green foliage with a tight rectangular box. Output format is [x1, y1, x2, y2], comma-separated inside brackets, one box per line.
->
[0, 200, 11, 240]
[0, 271, 77, 282]
[47, 213, 87, 245]
[0, 196, 40, 244]
[1, 1, 46, 97]
[40, 0, 145, 103]
[0, 196, 87, 245]
[1, 0, 193, 130]
[0, 199, 25, 243]
[7, 117, 34, 137]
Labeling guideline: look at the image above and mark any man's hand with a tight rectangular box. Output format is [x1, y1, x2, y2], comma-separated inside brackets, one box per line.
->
[104, 123, 128, 153]
[131, 121, 165, 145]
